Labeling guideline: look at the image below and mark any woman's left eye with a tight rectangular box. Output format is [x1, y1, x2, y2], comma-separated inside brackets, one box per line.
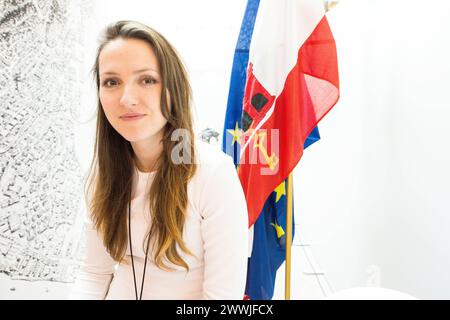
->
[143, 77, 157, 85]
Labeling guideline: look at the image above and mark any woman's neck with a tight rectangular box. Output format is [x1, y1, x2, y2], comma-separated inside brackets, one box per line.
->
[131, 137, 163, 173]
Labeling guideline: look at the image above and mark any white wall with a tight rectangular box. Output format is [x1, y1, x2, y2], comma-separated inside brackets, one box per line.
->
[293, 0, 450, 299]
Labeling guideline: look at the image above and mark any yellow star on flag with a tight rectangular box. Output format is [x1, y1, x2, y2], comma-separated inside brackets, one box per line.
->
[274, 181, 286, 203]
[226, 121, 242, 145]
[270, 222, 285, 239]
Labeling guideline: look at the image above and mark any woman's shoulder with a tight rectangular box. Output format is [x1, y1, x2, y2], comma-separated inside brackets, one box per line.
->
[188, 139, 242, 218]
[194, 139, 233, 169]
[188, 139, 236, 188]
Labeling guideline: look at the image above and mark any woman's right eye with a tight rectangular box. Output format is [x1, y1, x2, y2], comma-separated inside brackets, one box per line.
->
[102, 79, 119, 87]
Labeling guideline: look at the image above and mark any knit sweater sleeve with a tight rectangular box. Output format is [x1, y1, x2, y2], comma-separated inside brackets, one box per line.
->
[68, 216, 117, 300]
[198, 155, 249, 300]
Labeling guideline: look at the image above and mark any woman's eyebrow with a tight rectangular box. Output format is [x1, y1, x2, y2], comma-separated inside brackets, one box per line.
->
[101, 68, 160, 76]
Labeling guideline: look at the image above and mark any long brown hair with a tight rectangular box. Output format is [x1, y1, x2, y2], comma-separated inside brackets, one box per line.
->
[85, 20, 197, 271]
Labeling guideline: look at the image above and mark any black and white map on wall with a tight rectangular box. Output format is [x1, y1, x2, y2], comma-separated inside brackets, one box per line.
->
[0, 0, 92, 282]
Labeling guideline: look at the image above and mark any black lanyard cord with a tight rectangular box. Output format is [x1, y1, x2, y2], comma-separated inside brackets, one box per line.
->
[128, 199, 151, 300]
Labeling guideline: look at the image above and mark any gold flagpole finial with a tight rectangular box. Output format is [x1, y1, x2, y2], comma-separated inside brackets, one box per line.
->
[324, 0, 340, 12]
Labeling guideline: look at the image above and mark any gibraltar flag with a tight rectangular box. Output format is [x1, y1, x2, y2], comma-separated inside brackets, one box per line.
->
[238, 0, 340, 227]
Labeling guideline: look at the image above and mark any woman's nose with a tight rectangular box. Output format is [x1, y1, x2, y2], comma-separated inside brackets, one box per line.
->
[119, 84, 139, 107]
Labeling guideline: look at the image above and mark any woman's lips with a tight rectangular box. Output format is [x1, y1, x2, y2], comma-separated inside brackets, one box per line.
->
[120, 115, 146, 121]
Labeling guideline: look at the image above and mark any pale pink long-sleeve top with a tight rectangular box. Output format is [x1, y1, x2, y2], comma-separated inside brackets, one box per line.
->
[69, 140, 248, 300]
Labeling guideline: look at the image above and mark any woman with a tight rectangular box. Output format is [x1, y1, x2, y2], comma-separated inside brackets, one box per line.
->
[69, 20, 248, 300]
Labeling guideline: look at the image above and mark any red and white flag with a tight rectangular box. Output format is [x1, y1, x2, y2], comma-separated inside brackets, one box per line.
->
[238, 0, 340, 227]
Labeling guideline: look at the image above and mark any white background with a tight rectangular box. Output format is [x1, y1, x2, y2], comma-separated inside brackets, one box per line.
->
[294, 0, 450, 299]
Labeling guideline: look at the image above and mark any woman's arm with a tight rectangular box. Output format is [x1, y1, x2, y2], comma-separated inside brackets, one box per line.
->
[199, 156, 249, 300]
[68, 216, 117, 300]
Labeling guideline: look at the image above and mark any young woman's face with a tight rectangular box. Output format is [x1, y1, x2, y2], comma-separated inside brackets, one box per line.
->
[98, 38, 169, 143]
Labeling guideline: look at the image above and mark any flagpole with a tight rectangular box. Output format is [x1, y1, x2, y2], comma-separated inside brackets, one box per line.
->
[285, 172, 293, 300]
